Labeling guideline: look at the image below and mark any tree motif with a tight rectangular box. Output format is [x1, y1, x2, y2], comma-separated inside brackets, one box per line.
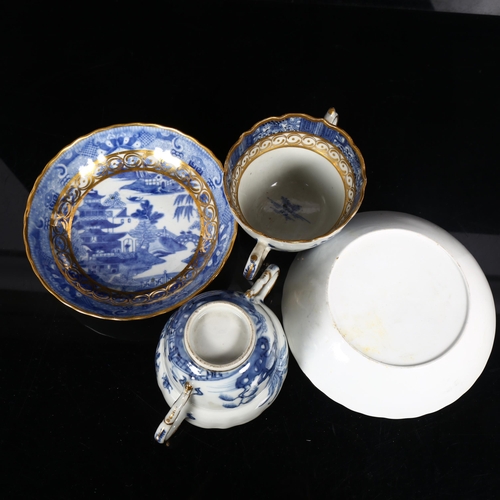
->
[129, 200, 164, 250]
[174, 194, 195, 222]
[102, 191, 126, 209]
[131, 199, 164, 225]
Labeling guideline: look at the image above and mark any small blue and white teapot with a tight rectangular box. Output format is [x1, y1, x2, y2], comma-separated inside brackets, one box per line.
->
[154, 265, 288, 443]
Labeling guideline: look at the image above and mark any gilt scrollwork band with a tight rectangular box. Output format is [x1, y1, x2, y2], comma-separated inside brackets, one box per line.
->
[49, 150, 219, 306]
[227, 132, 356, 228]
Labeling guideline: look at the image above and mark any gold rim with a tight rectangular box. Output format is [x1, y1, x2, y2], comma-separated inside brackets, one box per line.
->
[223, 113, 367, 244]
[230, 133, 353, 239]
[23, 123, 238, 321]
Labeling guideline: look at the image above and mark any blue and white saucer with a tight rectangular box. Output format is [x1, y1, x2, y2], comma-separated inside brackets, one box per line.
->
[24, 124, 237, 320]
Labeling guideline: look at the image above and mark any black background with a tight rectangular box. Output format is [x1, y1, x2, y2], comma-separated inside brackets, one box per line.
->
[1, 1, 499, 498]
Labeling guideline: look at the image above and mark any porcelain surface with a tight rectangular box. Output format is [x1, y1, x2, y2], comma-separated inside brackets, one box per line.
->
[282, 211, 496, 418]
[155, 265, 288, 442]
[224, 111, 366, 280]
[24, 124, 237, 320]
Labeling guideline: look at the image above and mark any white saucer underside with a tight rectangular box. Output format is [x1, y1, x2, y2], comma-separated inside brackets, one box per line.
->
[282, 211, 496, 418]
[329, 230, 468, 366]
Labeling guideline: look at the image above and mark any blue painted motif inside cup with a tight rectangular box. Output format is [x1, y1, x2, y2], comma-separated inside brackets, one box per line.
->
[226, 113, 366, 210]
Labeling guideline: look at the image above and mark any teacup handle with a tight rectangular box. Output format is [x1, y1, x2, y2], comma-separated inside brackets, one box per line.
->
[245, 264, 279, 302]
[154, 382, 193, 444]
[324, 107, 339, 125]
[244, 239, 271, 281]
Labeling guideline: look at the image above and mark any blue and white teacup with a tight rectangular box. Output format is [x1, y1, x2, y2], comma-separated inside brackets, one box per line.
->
[154, 264, 288, 443]
[224, 109, 367, 280]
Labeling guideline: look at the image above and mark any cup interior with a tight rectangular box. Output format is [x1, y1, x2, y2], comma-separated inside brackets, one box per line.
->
[238, 147, 345, 241]
[185, 301, 256, 371]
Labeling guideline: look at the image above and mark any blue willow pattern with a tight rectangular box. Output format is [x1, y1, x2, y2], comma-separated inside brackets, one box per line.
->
[50, 150, 217, 305]
[25, 125, 237, 319]
[156, 289, 287, 410]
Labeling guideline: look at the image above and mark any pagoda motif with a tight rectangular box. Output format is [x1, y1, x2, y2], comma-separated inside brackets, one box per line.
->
[72, 190, 149, 282]
[73, 190, 127, 254]
[69, 172, 202, 292]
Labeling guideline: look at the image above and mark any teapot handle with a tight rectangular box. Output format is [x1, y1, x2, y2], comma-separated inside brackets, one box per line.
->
[154, 382, 193, 444]
[245, 264, 280, 302]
